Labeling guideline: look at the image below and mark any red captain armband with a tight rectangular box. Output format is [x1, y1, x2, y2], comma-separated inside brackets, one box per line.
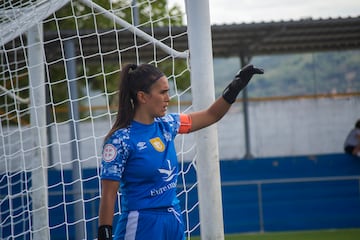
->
[179, 114, 192, 134]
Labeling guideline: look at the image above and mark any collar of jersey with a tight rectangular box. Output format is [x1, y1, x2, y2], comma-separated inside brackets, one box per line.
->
[131, 119, 156, 128]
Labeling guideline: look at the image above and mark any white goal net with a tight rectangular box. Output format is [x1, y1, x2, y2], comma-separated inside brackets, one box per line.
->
[1, 0, 224, 239]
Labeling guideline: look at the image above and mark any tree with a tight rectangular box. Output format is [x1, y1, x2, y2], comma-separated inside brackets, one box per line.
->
[42, 0, 188, 121]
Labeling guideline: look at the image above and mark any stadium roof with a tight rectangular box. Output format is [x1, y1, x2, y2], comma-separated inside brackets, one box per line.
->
[58, 15, 360, 63]
[4, 16, 360, 64]
[73, 16, 360, 60]
[210, 16, 360, 57]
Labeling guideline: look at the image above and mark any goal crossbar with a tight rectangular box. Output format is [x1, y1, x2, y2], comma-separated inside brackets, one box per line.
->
[79, 0, 188, 59]
[0, 84, 29, 104]
[0, 0, 70, 46]
[0, 0, 188, 59]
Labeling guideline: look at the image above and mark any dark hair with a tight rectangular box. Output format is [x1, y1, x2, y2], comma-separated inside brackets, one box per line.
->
[105, 63, 164, 140]
[355, 119, 360, 129]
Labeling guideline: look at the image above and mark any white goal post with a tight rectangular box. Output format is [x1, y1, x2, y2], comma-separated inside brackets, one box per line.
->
[0, 0, 224, 239]
[185, 0, 224, 239]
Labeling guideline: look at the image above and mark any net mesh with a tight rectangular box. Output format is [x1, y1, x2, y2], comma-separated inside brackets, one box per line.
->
[0, 0, 200, 239]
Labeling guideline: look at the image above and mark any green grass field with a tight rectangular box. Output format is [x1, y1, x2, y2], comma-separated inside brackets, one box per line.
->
[192, 228, 360, 240]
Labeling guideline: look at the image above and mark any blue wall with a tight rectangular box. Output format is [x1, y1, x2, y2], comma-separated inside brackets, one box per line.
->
[1, 154, 360, 239]
[218, 154, 360, 233]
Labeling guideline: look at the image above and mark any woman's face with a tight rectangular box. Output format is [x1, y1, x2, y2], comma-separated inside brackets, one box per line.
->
[144, 76, 170, 118]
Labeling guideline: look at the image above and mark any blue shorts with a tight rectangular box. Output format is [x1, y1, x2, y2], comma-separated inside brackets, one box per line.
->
[114, 206, 185, 240]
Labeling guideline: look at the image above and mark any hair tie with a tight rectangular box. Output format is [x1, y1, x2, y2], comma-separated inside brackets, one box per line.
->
[129, 64, 137, 71]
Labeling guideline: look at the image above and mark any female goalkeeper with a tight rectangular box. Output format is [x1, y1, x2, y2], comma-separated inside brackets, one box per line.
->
[98, 63, 263, 240]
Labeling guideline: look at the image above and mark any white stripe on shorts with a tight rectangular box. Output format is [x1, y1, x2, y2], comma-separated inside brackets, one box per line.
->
[125, 210, 139, 240]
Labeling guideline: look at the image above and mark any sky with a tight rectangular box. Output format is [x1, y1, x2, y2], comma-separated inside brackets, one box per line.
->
[168, 0, 360, 24]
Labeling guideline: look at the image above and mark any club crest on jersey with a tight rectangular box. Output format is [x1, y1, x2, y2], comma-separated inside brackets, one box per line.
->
[149, 137, 165, 152]
[103, 144, 117, 162]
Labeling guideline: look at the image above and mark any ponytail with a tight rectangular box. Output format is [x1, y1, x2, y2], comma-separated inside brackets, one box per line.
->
[104, 63, 164, 141]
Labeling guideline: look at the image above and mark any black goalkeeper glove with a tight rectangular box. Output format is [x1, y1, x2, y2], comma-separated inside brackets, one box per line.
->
[222, 64, 264, 104]
[98, 225, 112, 240]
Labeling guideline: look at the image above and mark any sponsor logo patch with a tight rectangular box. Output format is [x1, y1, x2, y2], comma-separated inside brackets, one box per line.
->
[158, 160, 176, 182]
